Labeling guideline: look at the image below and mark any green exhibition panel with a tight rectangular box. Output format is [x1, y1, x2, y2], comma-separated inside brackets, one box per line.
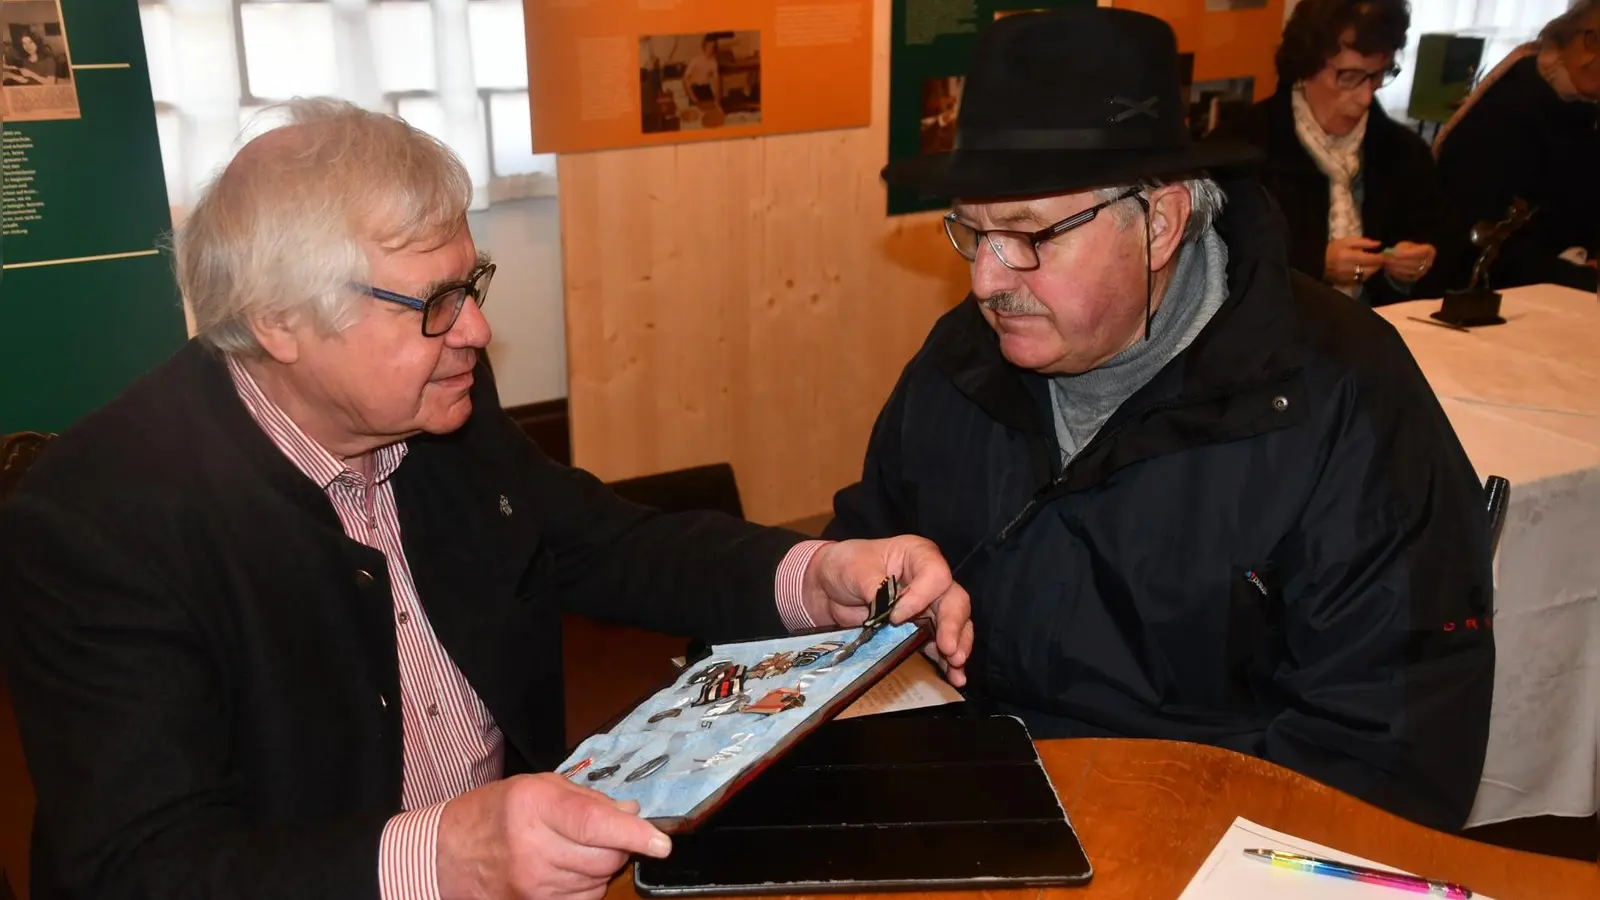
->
[1, 0, 186, 434]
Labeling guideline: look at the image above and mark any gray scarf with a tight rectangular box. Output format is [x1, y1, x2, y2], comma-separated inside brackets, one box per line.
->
[1049, 227, 1230, 465]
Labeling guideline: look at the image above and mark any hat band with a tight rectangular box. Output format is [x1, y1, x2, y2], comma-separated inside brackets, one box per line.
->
[956, 127, 1141, 151]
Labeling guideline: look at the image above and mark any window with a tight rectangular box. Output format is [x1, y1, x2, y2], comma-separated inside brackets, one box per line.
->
[1375, 0, 1575, 121]
[139, 0, 557, 217]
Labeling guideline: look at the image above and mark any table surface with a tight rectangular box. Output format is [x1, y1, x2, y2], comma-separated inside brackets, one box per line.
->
[1378, 284, 1600, 486]
[1380, 284, 1600, 827]
[609, 738, 1600, 900]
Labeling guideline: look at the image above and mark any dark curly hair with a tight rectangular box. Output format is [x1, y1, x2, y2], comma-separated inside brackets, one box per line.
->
[1275, 0, 1411, 86]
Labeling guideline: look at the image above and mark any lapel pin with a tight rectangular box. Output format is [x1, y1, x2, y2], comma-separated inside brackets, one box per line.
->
[499, 494, 513, 516]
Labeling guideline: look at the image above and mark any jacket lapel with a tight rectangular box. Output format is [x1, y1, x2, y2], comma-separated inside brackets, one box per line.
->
[391, 428, 559, 771]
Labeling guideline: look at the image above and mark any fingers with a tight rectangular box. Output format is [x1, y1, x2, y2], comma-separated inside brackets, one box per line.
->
[887, 538, 951, 624]
[940, 619, 974, 687]
[548, 841, 635, 880]
[1349, 237, 1383, 250]
[548, 783, 673, 859]
[931, 583, 972, 668]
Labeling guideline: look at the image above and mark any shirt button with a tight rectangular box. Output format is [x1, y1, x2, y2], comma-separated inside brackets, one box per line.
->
[354, 569, 374, 588]
[426, 703, 440, 718]
[397, 611, 410, 625]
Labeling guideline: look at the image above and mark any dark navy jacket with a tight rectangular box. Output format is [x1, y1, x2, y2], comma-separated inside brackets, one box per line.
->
[0, 345, 800, 900]
[826, 179, 1495, 831]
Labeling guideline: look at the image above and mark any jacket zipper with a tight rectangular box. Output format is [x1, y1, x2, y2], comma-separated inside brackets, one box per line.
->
[993, 373, 1298, 547]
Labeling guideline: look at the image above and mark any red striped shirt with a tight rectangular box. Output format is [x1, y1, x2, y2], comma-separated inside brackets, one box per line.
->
[227, 357, 822, 897]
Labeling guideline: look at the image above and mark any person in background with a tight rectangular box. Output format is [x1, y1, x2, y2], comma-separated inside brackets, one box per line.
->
[683, 35, 722, 108]
[3, 30, 61, 85]
[0, 99, 973, 900]
[1213, 0, 1443, 305]
[830, 6, 1493, 833]
[1433, 0, 1600, 294]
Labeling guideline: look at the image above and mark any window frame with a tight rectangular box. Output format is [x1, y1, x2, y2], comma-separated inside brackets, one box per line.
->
[139, 0, 553, 196]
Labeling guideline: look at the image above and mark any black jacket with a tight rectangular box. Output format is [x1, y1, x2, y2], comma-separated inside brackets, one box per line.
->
[1435, 56, 1600, 293]
[824, 179, 1495, 832]
[1216, 89, 1448, 305]
[0, 343, 803, 900]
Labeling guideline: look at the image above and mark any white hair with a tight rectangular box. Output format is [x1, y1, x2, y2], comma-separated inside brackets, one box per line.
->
[1541, 0, 1600, 48]
[1093, 176, 1225, 245]
[175, 98, 474, 355]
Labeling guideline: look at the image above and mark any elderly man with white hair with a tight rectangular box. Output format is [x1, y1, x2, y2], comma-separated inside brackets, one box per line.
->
[826, 8, 1495, 832]
[0, 99, 972, 900]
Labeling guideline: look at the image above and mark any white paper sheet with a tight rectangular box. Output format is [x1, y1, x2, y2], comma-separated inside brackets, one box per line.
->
[835, 651, 963, 719]
[1176, 817, 1496, 900]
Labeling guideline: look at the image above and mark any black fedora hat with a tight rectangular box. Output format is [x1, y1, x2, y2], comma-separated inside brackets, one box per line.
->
[884, 7, 1261, 200]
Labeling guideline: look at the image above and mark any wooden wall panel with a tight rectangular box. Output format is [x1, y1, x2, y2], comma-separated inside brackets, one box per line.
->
[559, 0, 968, 525]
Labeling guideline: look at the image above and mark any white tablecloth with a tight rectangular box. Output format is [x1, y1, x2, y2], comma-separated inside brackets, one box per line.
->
[1378, 284, 1600, 827]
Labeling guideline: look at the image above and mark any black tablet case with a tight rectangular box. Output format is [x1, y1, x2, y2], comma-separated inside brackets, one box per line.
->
[634, 713, 1093, 895]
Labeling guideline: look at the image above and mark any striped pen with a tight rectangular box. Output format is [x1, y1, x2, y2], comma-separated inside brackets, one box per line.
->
[1244, 848, 1473, 898]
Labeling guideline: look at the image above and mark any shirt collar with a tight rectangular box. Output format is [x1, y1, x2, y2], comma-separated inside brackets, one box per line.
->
[225, 354, 408, 491]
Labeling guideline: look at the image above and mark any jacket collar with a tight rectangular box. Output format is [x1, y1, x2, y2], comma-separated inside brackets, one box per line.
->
[930, 175, 1307, 448]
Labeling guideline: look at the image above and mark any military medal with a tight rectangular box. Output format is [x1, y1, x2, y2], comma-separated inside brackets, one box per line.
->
[831, 575, 903, 665]
[560, 757, 594, 779]
[692, 664, 747, 706]
[743, 687, 805, 715]
[625, 753, 670, 782]
[747, 650, 796, 680]
[687, 659, 737, 686]
[648, 706, 684, 723]
[792, 640, 845, 667]
[698, 691, 751, 728]
[587, 747, 641, 782]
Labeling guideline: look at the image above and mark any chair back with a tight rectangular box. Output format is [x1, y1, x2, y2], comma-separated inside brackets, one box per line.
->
[1, 432, 52, 898]
[1484, 475, 1510, 556]
[607, 463, 745, 519]
[1, 432, 54, 504]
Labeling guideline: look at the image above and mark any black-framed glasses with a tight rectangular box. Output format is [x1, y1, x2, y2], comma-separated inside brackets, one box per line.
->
[355, 262, 496, 337]
[943, 188, 1144, 271]
[1333, 64, 1401, 90]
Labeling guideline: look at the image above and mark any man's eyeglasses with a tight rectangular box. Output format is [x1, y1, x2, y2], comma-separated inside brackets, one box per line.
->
[1333, 64, 1401, 90]
[355, 262, 496, 337]
[943, 188, 1145, 271]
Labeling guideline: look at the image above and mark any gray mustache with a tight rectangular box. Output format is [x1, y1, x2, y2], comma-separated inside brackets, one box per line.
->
[981, 291, 1049, 316]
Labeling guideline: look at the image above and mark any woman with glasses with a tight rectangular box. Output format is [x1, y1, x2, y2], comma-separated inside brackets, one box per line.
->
[1212, 0, 1442, 306]
[1433, 1, 1600, 295]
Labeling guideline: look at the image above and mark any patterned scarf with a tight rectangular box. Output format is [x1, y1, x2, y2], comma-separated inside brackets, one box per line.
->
[1290, 86, 1367, 297]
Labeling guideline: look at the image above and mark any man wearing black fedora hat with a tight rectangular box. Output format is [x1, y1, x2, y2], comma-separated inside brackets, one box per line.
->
[824, 7, 1494, 832]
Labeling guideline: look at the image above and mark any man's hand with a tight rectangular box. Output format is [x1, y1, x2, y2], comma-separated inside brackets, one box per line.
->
[1383, 241, 1437, 284]
[800, 537, 974, 686]
[1325, 237, 1386, 287]
[437, 773, 671, 900]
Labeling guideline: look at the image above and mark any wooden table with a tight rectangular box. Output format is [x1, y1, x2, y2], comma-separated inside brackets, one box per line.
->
[607, 738, 1600, 900]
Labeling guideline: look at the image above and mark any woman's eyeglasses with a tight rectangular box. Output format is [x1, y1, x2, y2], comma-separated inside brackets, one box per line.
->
[1333, 64, 1401, 91]
[354, 262, 496, 337]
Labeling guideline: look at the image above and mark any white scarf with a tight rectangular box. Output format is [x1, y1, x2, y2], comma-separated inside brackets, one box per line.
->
[1291, 86, 1367, 296]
